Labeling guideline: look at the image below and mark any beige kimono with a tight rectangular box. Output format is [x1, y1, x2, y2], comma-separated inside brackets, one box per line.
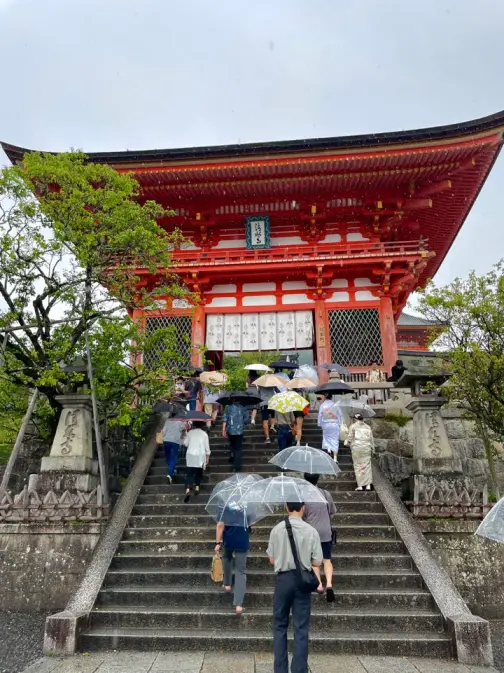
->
[348, 420, 374, 487]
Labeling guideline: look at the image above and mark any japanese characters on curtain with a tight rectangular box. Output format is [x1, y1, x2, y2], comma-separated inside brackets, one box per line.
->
[205, 311, 314, 351]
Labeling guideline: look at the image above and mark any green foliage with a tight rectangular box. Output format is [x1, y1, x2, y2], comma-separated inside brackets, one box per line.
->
[222, 351, 283, 391]
[383, 412, 410, 427]
[418, 262, 504, 497]
[0, 151, 190, 442]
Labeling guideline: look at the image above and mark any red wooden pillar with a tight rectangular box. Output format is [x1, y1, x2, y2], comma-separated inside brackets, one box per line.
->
[314, 301, 330, 383]
[191, 304, 205, 368]
[379, 296, 398, 377]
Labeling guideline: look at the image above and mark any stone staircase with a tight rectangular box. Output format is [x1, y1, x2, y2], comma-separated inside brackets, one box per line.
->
[80, 417, 452, 656]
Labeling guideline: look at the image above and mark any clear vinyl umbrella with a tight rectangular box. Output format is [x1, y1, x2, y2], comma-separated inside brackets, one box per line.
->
[269, 444, 341, 476]
[475, 496, 504, 544]
[336, 398, 376, 419]
[206, 475, 272, 527]
[238, 474, 327, 506]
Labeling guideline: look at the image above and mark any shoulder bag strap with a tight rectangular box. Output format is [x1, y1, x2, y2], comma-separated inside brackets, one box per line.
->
[284, 517, 301, 572]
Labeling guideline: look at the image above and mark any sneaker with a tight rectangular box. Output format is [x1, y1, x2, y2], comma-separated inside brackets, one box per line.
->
[167, 475, 172, 484]
[265, 438, 271, 445]
[296, 441, 301, 446]
[251, 420, 256, 425]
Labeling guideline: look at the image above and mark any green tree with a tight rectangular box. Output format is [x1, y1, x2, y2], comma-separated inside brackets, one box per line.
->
[0, 151, 189, 438]
[418, 262, 504, 497]
[222, 351, 283, 391]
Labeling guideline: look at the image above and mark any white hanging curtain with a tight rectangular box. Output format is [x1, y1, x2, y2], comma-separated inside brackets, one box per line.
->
[206, 311, 314, 351]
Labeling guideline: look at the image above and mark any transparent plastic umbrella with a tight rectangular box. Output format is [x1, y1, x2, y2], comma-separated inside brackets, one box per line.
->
[475, 496, 504, 544]
[269, 444, 341, 476]
[336, 398, 376, 419]
[210, 473, 263, 497]
[238, 474, 327, 506]
[244, 364, 273, 372]
[206, 476, 272, 526]
[268, 391, 307, 413]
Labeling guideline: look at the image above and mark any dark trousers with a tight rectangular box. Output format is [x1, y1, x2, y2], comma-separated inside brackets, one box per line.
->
[163, 441, 180, 478]
[273, 570, 311, 673]
[185, 466, 203, 489]
[277, 425, 293, 452]
[228, 433, 243, 472]
[188, 398, 197, 411]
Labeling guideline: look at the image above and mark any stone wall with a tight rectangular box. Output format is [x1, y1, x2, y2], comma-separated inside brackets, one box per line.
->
[370, 407, 504, 492]
[419, 519, 504, 619]
[0, 522, 102, 612]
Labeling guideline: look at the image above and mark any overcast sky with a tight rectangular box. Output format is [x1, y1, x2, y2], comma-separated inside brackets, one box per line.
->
[1, 0, 503, 290]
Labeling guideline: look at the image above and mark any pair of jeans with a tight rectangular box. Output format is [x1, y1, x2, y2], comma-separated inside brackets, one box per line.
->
[228, 433, 243, 472]
[163, 441, 180, 478]
[273, 570, 311, 673]
[277, 424, 293, 452]
[185, 466, 203, 489]
[188, 398, 197, 411]
[223, 548, 247, 607]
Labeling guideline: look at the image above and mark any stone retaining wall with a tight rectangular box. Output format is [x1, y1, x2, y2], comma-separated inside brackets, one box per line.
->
[0, 522, 102, 612]
[419, 519, 504, 619]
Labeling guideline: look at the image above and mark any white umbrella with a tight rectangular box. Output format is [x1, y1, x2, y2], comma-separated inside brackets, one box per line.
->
[475, 496, 504, 544]
[244, 364, 273, 372]
[238, 474, 327, 505]
[269, 445, 341, 475]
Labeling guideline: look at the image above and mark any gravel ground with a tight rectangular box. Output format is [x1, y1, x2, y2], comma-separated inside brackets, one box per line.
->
[0, 614, 503, 673]
[0, 613, 46, 673]
[491, 620, 504, 672]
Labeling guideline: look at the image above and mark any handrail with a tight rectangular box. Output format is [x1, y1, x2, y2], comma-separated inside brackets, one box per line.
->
[43, 420, 161, 655]
[171, 239, 429, 266]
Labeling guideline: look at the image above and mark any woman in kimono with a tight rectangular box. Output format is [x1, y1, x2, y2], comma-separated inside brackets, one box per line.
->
[347, 414, 374, 491]
[317, 393, 342, 462]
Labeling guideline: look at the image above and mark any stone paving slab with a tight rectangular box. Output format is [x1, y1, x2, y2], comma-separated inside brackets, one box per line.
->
[20, 652, 500, 673]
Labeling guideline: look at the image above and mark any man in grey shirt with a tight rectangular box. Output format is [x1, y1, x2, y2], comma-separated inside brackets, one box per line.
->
[303, 473, 337, 602]
[267, 502, 323, 673]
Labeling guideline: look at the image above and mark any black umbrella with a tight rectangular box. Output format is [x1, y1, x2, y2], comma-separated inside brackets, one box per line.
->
[168, 410, 212, 422]
[217, 391, 262, 407]
[314, 381, 354, 395]
[152, 401, 177, 413]
[269, 360, 299, 370]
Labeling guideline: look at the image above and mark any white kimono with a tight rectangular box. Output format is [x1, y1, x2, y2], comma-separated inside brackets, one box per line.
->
[317, 400, 342, 455]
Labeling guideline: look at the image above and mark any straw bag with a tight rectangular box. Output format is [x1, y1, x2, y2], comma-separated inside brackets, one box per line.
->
[155, 431, 163, 445]
[211, 554, 224, 583]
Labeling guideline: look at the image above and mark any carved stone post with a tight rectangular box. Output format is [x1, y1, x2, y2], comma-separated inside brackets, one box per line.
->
[31, 395, 98, 493]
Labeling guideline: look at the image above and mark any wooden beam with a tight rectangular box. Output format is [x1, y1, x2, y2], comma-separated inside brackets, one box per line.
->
[415, 180, 452, 198]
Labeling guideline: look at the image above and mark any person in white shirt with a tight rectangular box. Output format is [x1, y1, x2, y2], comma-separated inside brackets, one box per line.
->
[183, 422, 211, 503]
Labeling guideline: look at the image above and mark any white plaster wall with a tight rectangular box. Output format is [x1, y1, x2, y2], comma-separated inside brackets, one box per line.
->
[242, 295, 277, 306]
[329, 291, 350, 302]
[206, 296, 237, 307]
[355, 290, 378, 301]
[270, 236, 306, 247]
[215, 239, 246, 249]
[354, 278, 379, 287]
[282, 280, 309, 290]
[329, 279, 349, 288]
[281, 294, 314, 304]
[322, 234, 342, 243]
[207, 284, 237, 294]
[243, 282, 277, 292]
[347, 232, 369, 242]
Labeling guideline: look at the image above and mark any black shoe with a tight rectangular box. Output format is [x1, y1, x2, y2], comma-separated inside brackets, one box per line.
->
[326, 587, 335, 603]
[184, 493, 191, 504]
[228, 454, 235, 463]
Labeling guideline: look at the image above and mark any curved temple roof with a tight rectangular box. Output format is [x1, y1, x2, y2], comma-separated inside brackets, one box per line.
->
[3, 109, 504, 165]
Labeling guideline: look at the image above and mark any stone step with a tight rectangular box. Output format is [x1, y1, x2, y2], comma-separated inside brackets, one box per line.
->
[117, 537, 405, 555]
[110, 551, 413, 572]
[96, 585, 432, 610]
[142, 477, 359, 489]
[152, 455, 355, 467]
[89, 605, 442, 632]
[127, 513, 390, 528]
[121, 524, 397, 540]
[79, 627, 452, 657]
[131, 500, 385, 514]
[103, 568, 421, 590]
[136, 489, 379, 503]
[148, 464, 356, 477]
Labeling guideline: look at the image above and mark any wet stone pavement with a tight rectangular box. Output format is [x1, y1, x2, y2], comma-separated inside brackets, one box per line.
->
[17, 652, 500, 673]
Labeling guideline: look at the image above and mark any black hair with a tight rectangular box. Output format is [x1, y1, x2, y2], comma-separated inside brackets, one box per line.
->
[396, 360, 404, 367]
[325, 392, 333, 400]
[286, 501, 305, 513]
[191, 421, 207, 429]
[304, 473, 320, 486]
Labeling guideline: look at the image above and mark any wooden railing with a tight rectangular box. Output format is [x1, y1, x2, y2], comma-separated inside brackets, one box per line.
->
[170, 239, 430, 268]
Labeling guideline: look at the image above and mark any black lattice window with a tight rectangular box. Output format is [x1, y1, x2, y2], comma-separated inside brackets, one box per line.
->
[144, 316, 192, 369]
[328, 309, 383, 367]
